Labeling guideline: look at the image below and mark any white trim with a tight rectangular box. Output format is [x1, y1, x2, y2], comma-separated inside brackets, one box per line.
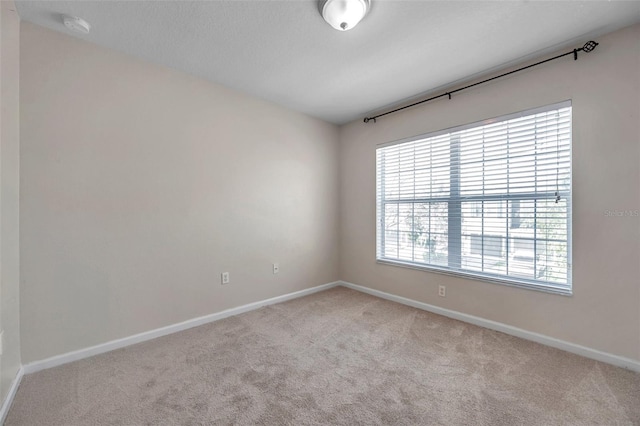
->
[339, 281, 640, 373]
[23, 282, 340, 375]
[0, 366, 24, 425]
[375, 259, 572, 296]
[376, 100, 572, 148]
[18, 279, 640, 378]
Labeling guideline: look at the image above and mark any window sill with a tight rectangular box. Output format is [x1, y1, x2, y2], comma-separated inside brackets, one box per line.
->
[376, 258, 573, 296]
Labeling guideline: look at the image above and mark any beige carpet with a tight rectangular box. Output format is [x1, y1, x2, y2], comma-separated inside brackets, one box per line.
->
[7, 287, 640, 425]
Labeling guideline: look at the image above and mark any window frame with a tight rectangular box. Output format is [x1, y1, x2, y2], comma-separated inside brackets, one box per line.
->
[375, 101, 573, 296]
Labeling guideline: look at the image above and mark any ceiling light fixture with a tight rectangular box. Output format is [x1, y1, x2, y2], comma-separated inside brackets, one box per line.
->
[63, 15, 91, 34]
[319, 0, 370, 31]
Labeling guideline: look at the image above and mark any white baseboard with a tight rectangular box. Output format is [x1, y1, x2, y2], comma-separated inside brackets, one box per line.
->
[19, 279, 640, 377]
[0, 366, 24, 425]
[339, 281, 640, 373]
[22, 281, 340, 375]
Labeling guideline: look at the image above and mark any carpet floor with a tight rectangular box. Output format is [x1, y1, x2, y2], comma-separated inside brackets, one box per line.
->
[6, 287, 640, 425]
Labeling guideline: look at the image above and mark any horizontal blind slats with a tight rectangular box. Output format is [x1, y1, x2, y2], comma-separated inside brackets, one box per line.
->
[377, 102, 572, 290]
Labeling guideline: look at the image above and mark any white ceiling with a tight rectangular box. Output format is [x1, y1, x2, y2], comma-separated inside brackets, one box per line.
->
[15, 1, 640, 124]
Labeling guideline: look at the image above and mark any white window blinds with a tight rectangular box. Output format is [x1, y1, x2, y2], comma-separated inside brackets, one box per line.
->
[376, 101, 572, 294]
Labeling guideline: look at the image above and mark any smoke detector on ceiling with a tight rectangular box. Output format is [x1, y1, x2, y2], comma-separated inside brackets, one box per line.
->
[63, 15, 91, 34]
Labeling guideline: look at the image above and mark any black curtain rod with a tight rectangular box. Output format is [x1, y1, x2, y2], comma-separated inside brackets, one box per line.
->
[363, 40, 599, 124]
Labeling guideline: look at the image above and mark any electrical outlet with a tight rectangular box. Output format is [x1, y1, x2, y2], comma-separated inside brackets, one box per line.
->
[221, 272, 230, 285]
[273, 263, 279, 274]
[438, 285, 446, 297]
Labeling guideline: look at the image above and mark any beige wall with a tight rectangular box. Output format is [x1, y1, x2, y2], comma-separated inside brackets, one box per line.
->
[0, 0, 22, 401]
[14, 17, 640, 367]
[339, 24, 640, 362]
[19, 23, 339, 363]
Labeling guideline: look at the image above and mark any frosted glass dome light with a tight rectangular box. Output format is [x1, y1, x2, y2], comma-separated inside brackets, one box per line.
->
[319, 0, 371, 31]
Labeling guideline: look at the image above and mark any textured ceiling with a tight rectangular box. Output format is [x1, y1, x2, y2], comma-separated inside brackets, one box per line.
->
[15, 1, 640, 124]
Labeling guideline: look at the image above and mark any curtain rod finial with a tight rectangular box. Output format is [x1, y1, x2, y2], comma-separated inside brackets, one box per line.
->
[583, 41, 598, 53]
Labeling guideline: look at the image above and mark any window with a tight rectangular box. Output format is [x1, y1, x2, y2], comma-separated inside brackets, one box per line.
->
[376, 101, 572, 294]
